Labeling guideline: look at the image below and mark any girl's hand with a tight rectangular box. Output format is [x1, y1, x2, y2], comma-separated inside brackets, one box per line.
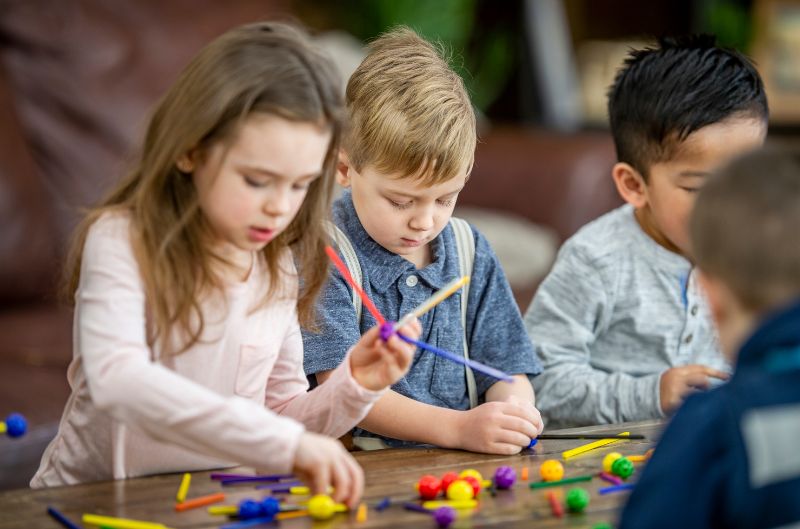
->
[349, 319, 421, 391]
[291, 432, 363, 508]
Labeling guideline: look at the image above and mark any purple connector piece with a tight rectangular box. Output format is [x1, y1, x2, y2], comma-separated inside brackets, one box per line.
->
[379, 321, 395, 342]
[433, 506, 456, 528]
[494, 465, 516, 489]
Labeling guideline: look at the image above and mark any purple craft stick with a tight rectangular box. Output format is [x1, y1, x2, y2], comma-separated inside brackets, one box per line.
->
[598, 472, 624, 486]
[397, 332, 514, 382]
[255, 480, 304, 490]
[211, 473, 294, 482]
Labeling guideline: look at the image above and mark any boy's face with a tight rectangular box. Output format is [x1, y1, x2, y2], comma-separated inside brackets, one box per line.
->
[338, 156, 468, 268]
[616, 117, 766, 257]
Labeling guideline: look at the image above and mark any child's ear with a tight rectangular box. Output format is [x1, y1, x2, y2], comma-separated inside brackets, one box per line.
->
[612, 162, 648, 209]
[336, 150, 353, 188]
[176, 153, 195, 173]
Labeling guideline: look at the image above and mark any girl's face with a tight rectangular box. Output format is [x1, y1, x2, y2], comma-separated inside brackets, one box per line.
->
[188, 113, 331, 270]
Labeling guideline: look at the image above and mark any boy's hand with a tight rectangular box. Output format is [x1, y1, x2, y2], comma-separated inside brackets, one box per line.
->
[291, 432, 363, 508]
[349, 319, 421, 391]
[659, 364, 728, 413]
[453, 399, 542, 455]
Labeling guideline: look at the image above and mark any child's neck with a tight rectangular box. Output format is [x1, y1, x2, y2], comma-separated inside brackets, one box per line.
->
[402, 242, 432, 269]
[634, 206, 684, 258]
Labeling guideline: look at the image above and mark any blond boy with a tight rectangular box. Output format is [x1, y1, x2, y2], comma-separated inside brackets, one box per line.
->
[303, 27, 543, 453]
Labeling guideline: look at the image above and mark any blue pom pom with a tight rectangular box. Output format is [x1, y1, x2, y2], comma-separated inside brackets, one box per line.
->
[5, 413, 26, 438]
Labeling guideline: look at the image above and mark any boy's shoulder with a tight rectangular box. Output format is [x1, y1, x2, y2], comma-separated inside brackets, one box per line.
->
[558, 204, 642, 269]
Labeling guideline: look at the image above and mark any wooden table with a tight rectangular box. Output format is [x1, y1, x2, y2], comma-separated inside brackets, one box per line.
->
[0, 420, 662, 529]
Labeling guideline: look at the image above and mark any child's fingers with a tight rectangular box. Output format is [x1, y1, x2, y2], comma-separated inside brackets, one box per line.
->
[395, 317, 421, 340]
[702, 367, 729, 380]
[500, 413, 539, 439]
[311, 461, 331, 497]
[329, 455, 352, 505]
[502, 400, 541, 428]
[343, 453, 364, 508]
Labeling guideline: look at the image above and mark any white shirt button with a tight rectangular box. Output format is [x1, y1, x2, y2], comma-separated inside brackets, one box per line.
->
[405, 275, 419, 287]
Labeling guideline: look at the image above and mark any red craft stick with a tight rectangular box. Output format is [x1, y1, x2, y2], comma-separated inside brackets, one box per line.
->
[547, 491, 563, 518]
[325, 246, 385, 325]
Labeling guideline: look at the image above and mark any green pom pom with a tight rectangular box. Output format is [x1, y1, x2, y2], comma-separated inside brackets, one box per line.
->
[566, 487, 590, 513]
[611, 456, 635, 479]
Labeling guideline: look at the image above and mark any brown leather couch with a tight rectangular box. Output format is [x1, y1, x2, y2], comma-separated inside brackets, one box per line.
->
[0, 1, 619, 489]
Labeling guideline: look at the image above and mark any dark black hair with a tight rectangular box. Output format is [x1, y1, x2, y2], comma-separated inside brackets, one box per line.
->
[608, 35, 768, 179]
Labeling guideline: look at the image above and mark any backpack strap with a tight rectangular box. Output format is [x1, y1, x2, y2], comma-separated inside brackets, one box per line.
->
[448, 217, 478, 409]
[324, 221, 363, 323]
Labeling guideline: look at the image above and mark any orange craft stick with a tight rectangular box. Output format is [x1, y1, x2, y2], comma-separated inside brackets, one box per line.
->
[175, 492, 226, 512]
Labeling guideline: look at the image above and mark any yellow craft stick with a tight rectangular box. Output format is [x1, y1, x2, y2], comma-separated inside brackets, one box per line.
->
[423, 499, 478, 510]
[562, 431, 631, 459]
[207, 505, 238, 515]
[175, 472, 191, 503]
[356, 503, 367, 522]
[395, 276, 470, 328]
[82, 513, 170, 529]
[628, 454, 648, 463]
[0, 423, 6, 434]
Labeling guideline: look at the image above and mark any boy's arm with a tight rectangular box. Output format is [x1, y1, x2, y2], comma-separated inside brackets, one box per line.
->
[315, 370, 461, 447]
[524, 241, 663, 426]
[618, 393, 729, 529]
[485, 374, 535, 404]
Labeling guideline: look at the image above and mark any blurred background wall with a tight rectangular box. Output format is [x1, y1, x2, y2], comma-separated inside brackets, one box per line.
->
[1, 0, 798, 489]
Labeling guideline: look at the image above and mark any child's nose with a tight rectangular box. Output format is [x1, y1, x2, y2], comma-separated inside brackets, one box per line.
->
[263, 187, 292, 216]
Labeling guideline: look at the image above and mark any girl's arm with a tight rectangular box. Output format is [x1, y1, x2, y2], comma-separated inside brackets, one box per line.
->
[264, 318, 386, 438]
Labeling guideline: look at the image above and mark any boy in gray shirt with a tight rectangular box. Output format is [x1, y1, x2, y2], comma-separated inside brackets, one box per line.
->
[524, 36, 769, 428]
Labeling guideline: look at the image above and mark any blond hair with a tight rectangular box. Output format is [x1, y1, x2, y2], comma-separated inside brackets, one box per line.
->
[344, 26, 476, 185]
[64, 22, 343, 354]
[690, 147, 800, 313]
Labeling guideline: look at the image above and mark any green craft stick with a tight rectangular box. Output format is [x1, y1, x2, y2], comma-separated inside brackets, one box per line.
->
[529, 475, 594, 489]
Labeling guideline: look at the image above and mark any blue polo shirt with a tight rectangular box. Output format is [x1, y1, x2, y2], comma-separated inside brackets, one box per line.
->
[302, 191, 541, 446]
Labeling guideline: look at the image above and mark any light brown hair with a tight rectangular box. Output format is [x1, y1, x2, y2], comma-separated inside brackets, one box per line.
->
[64, 22, 343, 354]
[344, 26, 476, 185]
[690, 147, 800, 313]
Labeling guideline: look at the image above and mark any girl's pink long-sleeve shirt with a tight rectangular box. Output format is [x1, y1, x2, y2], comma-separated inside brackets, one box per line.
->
[31, 213, 383, 487]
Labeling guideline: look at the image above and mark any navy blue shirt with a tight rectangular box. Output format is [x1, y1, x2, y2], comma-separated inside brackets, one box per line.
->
[303, 191, 541, 446]
[620, 298, 800, 529]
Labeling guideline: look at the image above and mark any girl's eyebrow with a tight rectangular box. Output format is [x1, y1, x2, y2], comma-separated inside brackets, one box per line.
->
[235, 163, 322, 181]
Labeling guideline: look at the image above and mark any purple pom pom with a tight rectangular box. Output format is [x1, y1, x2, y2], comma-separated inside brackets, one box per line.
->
[494, 465, 516, 489]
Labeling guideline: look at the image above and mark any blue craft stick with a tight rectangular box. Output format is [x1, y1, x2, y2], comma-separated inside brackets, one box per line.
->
[221, 516, 277, 529]
[397, 332, 514, 382]
[598, 483, 636, 495]
[403, 502, 432, 514]
[375, 497, 391, 511]
[47, 507, 82, 529]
